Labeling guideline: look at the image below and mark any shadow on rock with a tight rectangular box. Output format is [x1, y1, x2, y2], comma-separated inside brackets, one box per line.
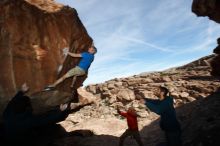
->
[140, 91, 220, 146]
[0, 89, 89, 146]
[1, 91, 220, 146]
[183, 75, 220, 81]
[44, 91, 220, 146]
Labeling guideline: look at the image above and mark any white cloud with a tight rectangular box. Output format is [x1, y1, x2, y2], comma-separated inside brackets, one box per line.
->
[117, 36, 174, 52]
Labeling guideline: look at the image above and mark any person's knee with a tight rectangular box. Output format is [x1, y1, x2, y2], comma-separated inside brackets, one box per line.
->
[63, 73, 70, 79]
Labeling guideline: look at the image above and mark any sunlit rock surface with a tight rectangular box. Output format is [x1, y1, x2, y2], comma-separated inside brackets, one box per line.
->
[0, 0, 92, 117]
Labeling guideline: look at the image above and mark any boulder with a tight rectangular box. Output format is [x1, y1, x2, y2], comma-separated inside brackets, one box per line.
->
[180, 92, 190, 98]
[170, 92, 180, 99]
[30, 90, 72, 115]
[0, 0, 92, 117]
[185, 96, 196, 102]
[116, 89, 136, 102]
[114, 82, 123, 88]
[211, 51, 220, 77]
[138, 90, 155, 98]
[77, 87, 97, 105]
[86, 85, 97, 94]
[161, 76, 172, 82]
[192, 0, 220, 77]
[60, 118, 127, 136]
[107, 83, 115, 90]
[210, 38, 220, 78]
[192, 0, 220, 23]
[140, 78, 154, 84]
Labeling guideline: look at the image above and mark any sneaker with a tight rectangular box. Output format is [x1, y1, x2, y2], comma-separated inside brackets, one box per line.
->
[60, 102, 72, 112]
[60, 103, 68, 111]
[43, 86, 55, 91]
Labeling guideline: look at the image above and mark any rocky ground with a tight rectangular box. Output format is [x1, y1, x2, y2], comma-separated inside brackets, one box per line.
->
[51, 55, 219, 146]
[1, 55, 219, 146]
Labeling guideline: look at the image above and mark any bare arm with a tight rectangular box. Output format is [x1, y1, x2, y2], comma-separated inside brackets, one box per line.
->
[67, 52, 82, 58]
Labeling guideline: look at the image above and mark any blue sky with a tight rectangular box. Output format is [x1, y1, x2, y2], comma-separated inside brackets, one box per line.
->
[56, 0, 220, 85]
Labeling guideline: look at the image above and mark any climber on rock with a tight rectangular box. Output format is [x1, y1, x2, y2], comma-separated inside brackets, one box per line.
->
[44, 45, 97, 91]
[117, 106, 144, 146]
[139, 86, 182, 146]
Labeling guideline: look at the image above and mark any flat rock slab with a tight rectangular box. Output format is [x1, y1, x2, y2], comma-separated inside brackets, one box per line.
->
[30, 90, 72, 115]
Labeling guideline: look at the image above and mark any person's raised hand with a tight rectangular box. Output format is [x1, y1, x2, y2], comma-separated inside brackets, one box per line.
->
[116, 105, 120, 112]
[139, 98, 146, 104]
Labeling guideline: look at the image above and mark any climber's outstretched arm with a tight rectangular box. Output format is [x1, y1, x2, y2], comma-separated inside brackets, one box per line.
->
[67, 52, 82, 58]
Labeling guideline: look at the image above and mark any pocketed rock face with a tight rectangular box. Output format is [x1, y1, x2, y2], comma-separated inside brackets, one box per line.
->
[192, 0, 220, 77]
[0, 0, 92, 115]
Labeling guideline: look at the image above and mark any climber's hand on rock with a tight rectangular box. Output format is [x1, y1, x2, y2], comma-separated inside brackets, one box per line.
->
[63, 48, 69, 56]
[21, 83, 29, 93]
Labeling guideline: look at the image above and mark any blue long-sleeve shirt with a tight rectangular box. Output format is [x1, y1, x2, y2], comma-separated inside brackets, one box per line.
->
[145, 96, 181, 132]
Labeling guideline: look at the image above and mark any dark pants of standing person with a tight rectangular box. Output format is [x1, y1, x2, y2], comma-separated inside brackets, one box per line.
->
[119, 129, 143, 146]
[165, 130, 182, 146]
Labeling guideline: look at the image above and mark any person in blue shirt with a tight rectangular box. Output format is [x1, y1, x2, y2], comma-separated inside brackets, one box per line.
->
[139, 86, 182, 146]
[45, 46, 97, 90]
